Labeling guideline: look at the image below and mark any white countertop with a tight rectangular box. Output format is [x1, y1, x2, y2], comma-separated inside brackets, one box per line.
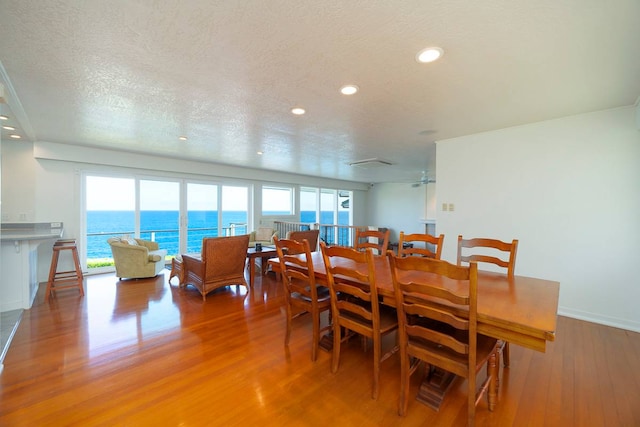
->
[0, 223, 64, 241]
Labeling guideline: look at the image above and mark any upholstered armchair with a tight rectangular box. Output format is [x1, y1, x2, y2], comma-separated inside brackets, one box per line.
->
[182, 234, 250, 300]
[107, 237, 167, 280]
[248, 227, 278, 248]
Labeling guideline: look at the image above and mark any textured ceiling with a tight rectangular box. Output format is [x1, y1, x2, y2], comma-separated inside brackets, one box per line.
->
[1, 0, 639, 184]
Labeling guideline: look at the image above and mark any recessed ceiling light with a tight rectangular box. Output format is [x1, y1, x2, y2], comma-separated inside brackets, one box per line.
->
[291, 107, 305, 115]
[257, 151, 264, 155]
[340, 85, 359, 95]
[0, 115, 8, 120]
[9, 134, 21, 139]
[178, 136, 188, 141]
[416, 47, 444, 63]
[2, 125, 16, 131]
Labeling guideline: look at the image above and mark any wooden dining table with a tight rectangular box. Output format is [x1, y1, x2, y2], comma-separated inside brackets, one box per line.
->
[292, 251, 560, 409]
[304, 251, 559, 352]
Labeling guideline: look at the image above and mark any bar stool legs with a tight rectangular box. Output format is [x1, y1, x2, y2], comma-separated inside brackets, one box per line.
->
[45, 239, 85, 301]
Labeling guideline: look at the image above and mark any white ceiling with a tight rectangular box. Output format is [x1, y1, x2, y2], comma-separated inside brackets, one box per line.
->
[1, 0, 639, 184]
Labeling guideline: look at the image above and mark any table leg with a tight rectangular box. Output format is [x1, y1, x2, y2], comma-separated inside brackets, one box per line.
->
[248, 257, 256, 288]
[319, 333, 333, 351]
[415, 366, 457, 411]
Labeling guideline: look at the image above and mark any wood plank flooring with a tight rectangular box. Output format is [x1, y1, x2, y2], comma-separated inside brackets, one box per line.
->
[1, 269, 639, 426]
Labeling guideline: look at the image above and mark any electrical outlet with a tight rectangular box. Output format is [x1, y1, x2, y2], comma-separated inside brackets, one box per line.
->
[448, 203, 455, 212]
[19, 213, 27, 221]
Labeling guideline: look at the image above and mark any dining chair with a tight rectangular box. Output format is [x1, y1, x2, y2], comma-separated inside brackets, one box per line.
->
[354, 227, 390, 255]
[397, 231, 444, 259]
[457, 235, 518, 366]
[274, 236, 331, 361]
[286, 229, 320, 252]
[388, 254, 500, 425]
[320, 241, 398, 399]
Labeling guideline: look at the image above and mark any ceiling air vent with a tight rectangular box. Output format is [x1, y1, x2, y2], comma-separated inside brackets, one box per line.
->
[348, 158, 393, 169]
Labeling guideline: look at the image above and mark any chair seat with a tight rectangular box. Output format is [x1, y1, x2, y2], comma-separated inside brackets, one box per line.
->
[409, 332, 499, 375]
[339, 302, 398, 333]
[291, 286, 331, 303]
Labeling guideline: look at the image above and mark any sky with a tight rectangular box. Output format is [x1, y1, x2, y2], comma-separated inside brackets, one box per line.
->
[86, 177, 348, 212]
[86, 176, 248, 211]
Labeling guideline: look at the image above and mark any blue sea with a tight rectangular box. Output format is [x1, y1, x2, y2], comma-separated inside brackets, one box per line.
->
[87, 210, 348, 259]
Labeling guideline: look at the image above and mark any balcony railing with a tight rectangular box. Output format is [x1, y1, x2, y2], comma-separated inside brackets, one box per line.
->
[273, 220, 361, 248]
[86, 223, 248, 265]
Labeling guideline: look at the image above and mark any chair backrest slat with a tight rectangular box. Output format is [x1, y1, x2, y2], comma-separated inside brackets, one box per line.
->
[274, 236, 318, 300]
[389, 253, 478, 365]
[398, 232, 444, 259]
[355, 228, 390, 255]
[457, 235, 518, 277]
[320, 242, 379, 323]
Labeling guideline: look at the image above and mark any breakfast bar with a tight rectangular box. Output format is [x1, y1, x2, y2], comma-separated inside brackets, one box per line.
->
[1, 222, 64, 311]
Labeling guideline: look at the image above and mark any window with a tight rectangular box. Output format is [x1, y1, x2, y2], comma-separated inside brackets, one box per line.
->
[84, 173, 250, 270]
[300, 187, 318, 223]
[301, 187, 353, 246]
[85, 176, 135, 270]
[262, 186, 293, 215]
[222, 185, 249, 236]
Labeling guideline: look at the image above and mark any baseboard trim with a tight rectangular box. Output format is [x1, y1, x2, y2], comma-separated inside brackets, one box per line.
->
[558, 306, 640, 333]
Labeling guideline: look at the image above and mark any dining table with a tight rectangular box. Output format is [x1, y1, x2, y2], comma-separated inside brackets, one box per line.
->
[295, 251, 560, 409]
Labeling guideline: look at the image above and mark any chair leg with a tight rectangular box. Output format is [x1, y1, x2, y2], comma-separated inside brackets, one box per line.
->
[398, 349, 410, 416]
[372, 334, 380, 400]
[331, 320, 341, 374]
[311, 307, 320, 362]
[487, 348, 499, 411]
[45, 248, 60, 302]
[284, 302, 292, 347]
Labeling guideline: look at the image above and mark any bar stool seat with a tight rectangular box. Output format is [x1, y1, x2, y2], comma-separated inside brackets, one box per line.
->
[45, 239, 84, 301]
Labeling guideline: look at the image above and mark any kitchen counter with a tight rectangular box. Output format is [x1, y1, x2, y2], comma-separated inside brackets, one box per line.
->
[1, 223, 64, 311]
[1, 222, 63, 241]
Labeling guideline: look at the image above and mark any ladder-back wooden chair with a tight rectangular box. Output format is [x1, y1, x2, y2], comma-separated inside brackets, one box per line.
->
[457, 235, 519, 366]
[397, 232, 444, 259]
[389, 254, 500, 425]
[274, 236, 331, 361]
[320, 242, 398, 399]
[354, 228, 390, 255]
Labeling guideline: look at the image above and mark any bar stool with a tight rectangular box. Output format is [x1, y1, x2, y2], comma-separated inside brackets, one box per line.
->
[45, 239, 85, 301]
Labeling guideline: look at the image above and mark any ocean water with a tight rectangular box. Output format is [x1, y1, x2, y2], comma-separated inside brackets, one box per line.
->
[87, 210, 348, 258]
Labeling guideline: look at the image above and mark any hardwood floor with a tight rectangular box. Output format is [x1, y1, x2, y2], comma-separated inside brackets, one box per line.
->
[1, 269, 639, 426]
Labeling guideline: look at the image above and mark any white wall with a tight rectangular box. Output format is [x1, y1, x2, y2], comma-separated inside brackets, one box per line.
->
[1, 140, 36, 222]
[436, 106, 640, 332]
[367, 182, 427, 243]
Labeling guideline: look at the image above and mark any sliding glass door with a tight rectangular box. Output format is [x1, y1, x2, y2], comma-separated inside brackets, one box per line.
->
[186, 183, 218, 254]
[139, 179, 180, 256]
[85, 176, 135, 269]
[221, 185, 248, 237]
[84, 174, 250, 270]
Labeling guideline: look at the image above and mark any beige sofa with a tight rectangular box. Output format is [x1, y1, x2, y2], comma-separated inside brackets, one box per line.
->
[248, 227, 278, 248]
[107, 237, 167, 279]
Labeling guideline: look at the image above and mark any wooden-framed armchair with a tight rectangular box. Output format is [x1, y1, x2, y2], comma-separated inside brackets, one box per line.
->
[182, 235, 250, 301]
